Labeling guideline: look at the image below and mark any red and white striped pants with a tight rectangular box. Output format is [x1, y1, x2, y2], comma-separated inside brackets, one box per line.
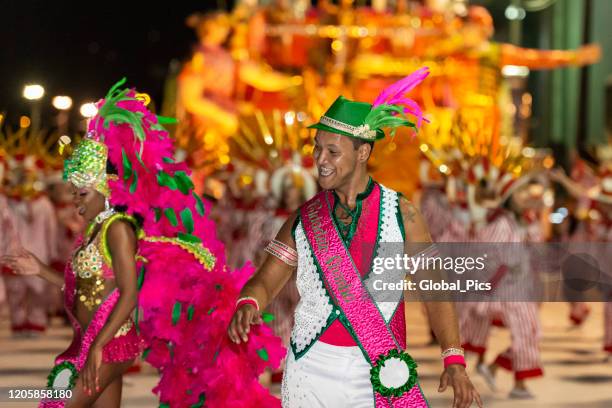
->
[460, 301, 543, 380]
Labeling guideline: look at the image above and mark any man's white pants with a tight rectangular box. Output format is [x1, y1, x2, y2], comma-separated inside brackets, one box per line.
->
[282, 341, 375, 408]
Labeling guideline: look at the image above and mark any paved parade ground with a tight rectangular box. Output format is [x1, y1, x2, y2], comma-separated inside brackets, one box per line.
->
[1, 303, 610, 408]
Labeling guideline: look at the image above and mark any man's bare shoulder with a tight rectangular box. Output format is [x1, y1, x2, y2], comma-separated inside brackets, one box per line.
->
[398, 195, 432, 243]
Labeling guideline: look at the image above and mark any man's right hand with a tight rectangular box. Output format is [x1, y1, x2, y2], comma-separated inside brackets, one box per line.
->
[227, 304, 263, 344]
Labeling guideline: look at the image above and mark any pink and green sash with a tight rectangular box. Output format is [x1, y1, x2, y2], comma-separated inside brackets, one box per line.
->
[301, 191, 428, 408]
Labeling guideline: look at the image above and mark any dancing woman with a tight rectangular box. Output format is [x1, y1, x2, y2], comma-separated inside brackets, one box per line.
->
[2, 80, 284, 407]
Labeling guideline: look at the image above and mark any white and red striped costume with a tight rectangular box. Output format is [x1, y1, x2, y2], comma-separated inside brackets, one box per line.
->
[594, 214, 612, 354]
[420, 186, 469, 243]
[212, 196, 269, 270]
[0, 194, 13, 308]
[4, 195, 58, 332]
[460, 210, 543, 380]
[570, 204, 612, 353]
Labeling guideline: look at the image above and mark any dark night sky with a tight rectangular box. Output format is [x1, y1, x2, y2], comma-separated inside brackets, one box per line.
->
[1, 1, 227, 127]
[1, 0, 510, 129]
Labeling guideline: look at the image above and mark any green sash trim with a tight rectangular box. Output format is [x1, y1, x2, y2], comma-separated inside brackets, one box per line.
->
[396, 192, 407, 242]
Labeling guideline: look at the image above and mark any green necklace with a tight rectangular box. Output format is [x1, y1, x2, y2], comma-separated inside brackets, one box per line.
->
[335, 201, 356, 239]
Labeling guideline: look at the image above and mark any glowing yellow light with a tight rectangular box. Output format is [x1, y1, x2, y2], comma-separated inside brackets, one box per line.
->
[79, 102, 98, 118]
[240, 175, 253, 185]
[439, 164, 449, 174]
[502, 65, 529, 78]
[284, 111, 296, 126]
[52, 96, 73, 110]
[20, 116, 31, 128]
[219, 155, 230, 165]
[204, 132, 216, 144]
[291, 76, 303, 86]
[331, 40, 344, 52]
[23, 84, 45, 100]
[232, 49, 249, 60]
[420, 144, 429, 152]
[522, 147, 535, 158]
[263, 134, 274, 145]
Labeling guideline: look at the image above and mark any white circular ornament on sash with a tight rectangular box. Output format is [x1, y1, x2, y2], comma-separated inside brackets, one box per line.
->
[47, 361, 78, 390]
[370, 349, 418, 397]
[379, 355, 411, 388]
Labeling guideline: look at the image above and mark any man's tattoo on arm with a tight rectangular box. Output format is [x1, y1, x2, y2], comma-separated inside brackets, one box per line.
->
[404, 202, 417, 223]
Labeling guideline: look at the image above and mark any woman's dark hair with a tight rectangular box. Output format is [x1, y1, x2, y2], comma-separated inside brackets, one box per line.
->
[106, 160, 119, 176]
[106, 159, 144, 228]
[113, 204, 144, 228]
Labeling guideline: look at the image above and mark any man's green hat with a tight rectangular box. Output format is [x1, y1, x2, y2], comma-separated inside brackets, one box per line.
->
[308, 96, 385, 141]
[308, 67, 430, 142]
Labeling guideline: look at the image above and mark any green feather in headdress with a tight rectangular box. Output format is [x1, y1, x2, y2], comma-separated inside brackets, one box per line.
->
[96, 78, 147, 145]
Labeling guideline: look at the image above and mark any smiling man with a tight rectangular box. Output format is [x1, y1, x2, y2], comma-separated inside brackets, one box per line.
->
[228, 67, 482, 408]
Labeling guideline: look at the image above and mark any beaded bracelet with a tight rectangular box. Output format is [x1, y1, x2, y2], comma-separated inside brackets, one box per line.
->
[441, 347, 464, 359]
[236, 296, 260, 311]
